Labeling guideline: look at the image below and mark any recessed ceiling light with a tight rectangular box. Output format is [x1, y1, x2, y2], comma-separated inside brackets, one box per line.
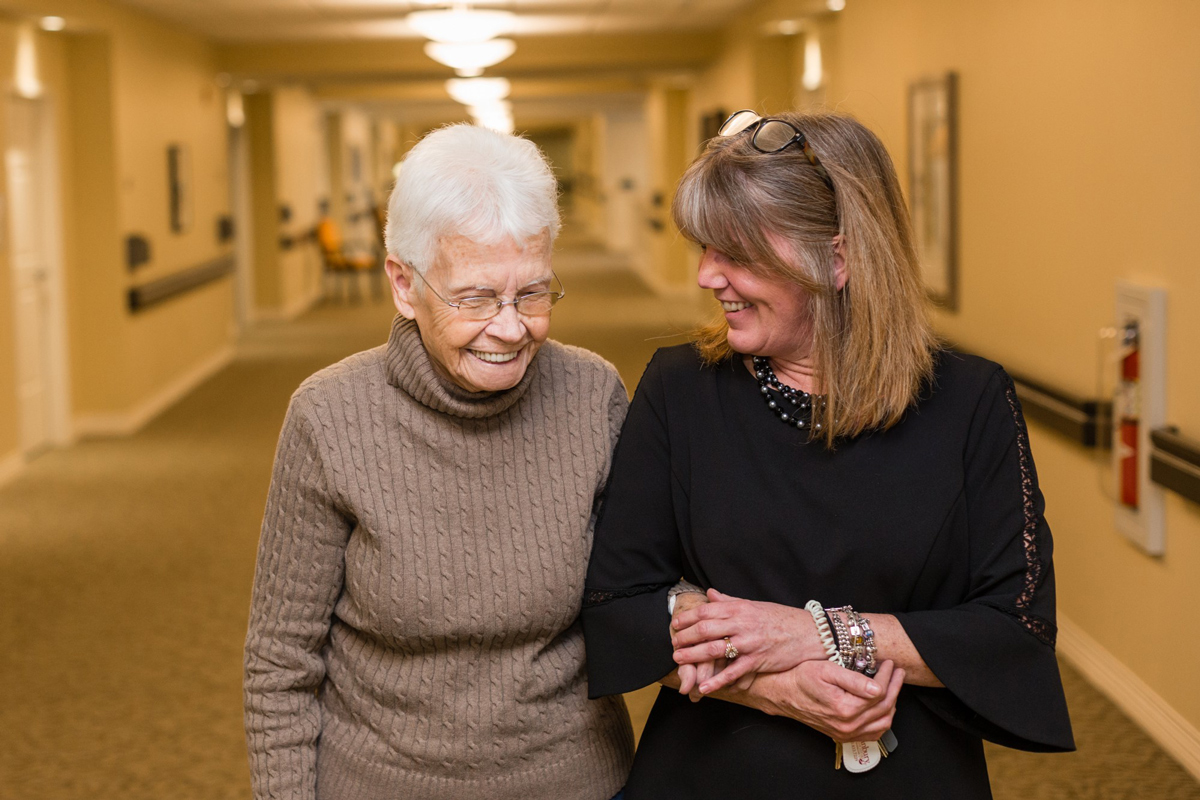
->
[827, 0, 846, 11]
[40, 16, 66, 32]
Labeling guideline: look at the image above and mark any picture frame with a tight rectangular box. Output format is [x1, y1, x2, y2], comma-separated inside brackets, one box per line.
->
[907, 72, 958, 311]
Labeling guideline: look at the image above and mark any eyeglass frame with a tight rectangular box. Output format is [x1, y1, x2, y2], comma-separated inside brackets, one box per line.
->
[718, 109, 835, 192]
[410, 267, 565, 321]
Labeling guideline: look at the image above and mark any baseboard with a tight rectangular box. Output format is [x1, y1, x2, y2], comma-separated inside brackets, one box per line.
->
[0, 449, 23, 488]
[74, 345, 235, 437]
[1057, 613, 1200, 780]
[253, 285, 323, 322]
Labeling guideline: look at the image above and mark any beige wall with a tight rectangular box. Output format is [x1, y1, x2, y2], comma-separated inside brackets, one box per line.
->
[371, 119, 399, 201]
[336, 106, 379, 254]
[61, 31, 127, 416]
[245, 86, 324, 318]
[641, 83, 694, 291]
[0, 20, 22, 460]
[274, 87, 324, 314]
[109, 14, 234, 408]
[245, 90, 281, 311]
[826, 0, 1200, 734]
[0, 0, 236, 431]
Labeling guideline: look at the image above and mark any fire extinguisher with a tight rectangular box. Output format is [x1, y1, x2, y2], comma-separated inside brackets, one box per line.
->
[1116, 320, 1140, 509]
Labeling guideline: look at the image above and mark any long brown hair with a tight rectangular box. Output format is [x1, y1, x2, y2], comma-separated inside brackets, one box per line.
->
[673, 111, 938, 447]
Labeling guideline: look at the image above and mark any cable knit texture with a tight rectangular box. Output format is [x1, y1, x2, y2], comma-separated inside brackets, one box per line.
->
[244, 315, 634, 800]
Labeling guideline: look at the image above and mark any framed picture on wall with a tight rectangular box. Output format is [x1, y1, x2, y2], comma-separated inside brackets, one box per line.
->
[908, 72, 958, 311]
[167, 143, 193, 234]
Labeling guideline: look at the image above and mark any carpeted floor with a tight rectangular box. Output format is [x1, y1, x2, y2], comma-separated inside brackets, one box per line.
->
[1, 247, 1196, 799]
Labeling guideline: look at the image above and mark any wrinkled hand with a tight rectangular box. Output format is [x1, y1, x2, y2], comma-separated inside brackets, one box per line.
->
[740, 659, 904, 743]
[671, 589, 826, 694]
[670, 592, 723, 701]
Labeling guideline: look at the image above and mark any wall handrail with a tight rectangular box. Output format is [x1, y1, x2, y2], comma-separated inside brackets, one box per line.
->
[128, 254, 235, 313]
[1150, 428, 1200, 505]
[1007, 370, 1112, 449]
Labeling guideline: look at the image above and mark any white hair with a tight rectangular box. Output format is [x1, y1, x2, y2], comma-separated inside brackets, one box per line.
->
[385, 124, 561, 274]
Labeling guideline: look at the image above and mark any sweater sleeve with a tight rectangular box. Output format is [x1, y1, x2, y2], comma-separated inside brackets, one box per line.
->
[582, 352, 682, 697]
[604, 370, 631, 474]
[244, 393, 354, 800]
[893, 368, 1075, 753]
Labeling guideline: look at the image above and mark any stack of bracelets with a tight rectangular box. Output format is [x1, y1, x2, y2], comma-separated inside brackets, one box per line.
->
[804, 601, 878, 677]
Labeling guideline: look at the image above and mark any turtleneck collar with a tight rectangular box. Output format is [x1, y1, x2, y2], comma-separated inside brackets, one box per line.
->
[383, 315, 538, 419]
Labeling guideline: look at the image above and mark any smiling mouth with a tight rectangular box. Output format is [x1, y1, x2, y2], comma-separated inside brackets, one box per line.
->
[721, 301, 751, 313]
[469, 349, 521, 364]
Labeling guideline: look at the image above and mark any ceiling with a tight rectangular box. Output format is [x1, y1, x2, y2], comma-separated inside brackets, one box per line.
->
[94, 0, 830, 125]
[110, 0, 762, 42]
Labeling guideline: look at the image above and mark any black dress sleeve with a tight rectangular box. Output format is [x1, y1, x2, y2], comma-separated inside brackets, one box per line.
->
[582, 351, 684, 698]
[893, 368, 1075, 752]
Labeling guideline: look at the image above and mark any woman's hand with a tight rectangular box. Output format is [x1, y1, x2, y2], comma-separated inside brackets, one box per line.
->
[670, 591, 722, 700]
[671, 589, 827, 694]
[740, 659, 904, 743]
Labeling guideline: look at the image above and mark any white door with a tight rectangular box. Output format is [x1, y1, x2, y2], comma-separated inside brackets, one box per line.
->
[6, 97, 54, 456]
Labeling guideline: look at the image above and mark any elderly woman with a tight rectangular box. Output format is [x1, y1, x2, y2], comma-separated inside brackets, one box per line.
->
[244, 124, 634, 800]
[581, 110, 1074, 797]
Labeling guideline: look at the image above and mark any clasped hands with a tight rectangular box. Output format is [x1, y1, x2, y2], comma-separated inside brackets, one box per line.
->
[668, 589, 903, 743]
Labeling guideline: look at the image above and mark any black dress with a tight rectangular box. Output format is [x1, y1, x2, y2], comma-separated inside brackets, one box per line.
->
[581, 345, 1074, 799]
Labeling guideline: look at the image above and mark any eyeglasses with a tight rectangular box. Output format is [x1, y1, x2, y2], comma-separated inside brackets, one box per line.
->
[412, 269, 565, 321]
[718, 109, 835, 192]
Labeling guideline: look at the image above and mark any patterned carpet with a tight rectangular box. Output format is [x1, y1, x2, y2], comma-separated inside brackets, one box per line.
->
[1, 249, 1196, 799]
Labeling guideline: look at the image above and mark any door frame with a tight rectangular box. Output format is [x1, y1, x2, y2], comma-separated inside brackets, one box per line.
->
[6, 93, 72, 453]
[228, 119, 255, 331]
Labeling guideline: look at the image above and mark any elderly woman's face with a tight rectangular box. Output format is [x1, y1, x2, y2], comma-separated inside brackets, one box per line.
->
[394, 233, 554, 393]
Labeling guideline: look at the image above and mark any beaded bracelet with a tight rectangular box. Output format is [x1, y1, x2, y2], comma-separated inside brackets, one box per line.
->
[823, 605, 880, 676]
[860, 612, 879, 676]
[825, 606, 856, 669]
[815, 603, 895, 772]
[845, 609, 878, 677]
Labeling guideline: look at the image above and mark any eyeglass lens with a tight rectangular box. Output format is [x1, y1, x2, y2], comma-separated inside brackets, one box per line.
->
[753, 120, 802, 152]
[459, 292, 560, 321]
[718, 110, 761, 137]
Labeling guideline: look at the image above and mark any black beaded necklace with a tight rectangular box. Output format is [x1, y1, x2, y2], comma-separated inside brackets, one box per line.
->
[752, 355, 825, 431]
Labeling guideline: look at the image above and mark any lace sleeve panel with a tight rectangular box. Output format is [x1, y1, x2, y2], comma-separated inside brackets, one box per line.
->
[998, 376, 1056, 647]
[583, 582, 670, 608]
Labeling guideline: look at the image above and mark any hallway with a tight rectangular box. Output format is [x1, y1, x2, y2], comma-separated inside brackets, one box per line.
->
[0, 247, 1195, 799]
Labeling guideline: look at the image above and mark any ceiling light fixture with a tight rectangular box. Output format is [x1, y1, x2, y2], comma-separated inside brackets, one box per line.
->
[827, 0, 846, 11]
[425, 39, 516, 77]
[408, 7, 514, 44]
[470, 103, 514, 135]
[445, 77, 511, 106]
[40, 16, 66, 32]
[468, 101, 512, 117]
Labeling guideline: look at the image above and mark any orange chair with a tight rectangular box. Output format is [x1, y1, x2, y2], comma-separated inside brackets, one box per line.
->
[316, 217, 383, 301]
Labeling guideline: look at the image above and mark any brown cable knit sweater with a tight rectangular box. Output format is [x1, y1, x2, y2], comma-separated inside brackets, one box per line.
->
[244, 315, 635, 800]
